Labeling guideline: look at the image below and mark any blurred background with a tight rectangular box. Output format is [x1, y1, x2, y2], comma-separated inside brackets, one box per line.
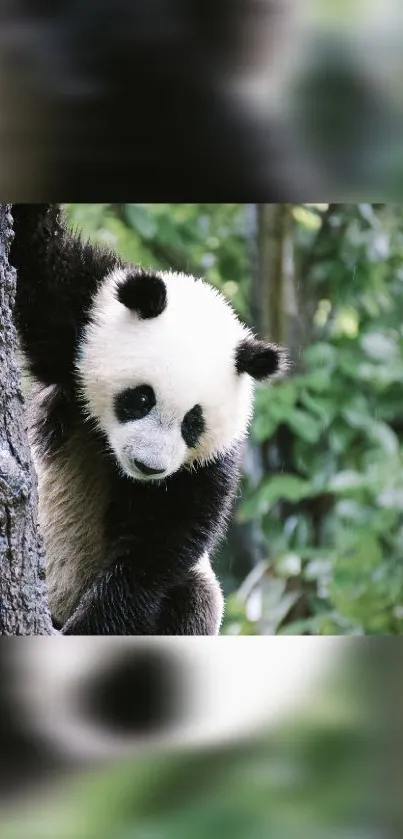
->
[2, 1, 403, 198]
[63, 202, 403, 637]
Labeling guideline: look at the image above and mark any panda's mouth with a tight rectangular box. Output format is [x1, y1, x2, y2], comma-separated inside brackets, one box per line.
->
[117, 437, 182, 483]
[121, 458, 170, 484]
[129, 468, 167, 484]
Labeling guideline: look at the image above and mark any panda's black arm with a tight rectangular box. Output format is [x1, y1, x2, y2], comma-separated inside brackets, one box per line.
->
[10, 204, 120, 386]
[154, 569, 223, 635]
[61, 561, 163, 635]
[62, 445, 243, 635]
[61, 564, 221, 636]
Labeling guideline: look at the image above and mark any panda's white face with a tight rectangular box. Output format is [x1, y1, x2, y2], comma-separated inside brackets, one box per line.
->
[76, 268, 285, 482]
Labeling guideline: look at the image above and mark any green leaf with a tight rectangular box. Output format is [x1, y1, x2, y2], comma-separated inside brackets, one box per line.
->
[269, 381, 297, 406]
[338, 351, 363, 379]
[365, 419, 399, 455]
[251, 413, 280, 442]
[293, 370, 330, 392]
[239, 475, 315, 520]
[328, 423, 355, 454]
[327, 470, 369, 493]
[287, 409, 323, 442]
[299, 391, 336, 426]
[341, 393, 370, 427]
[266, 401, 294, 423]
[304, 342, 338, 370]
[360, 331, 397, 362]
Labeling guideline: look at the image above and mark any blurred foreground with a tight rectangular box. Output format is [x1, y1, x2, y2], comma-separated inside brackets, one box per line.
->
[0, 637, 396, 838]
[2, 1, 403, 198]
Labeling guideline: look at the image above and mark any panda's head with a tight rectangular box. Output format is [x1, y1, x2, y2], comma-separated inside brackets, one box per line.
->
[76, 268, 288, 482]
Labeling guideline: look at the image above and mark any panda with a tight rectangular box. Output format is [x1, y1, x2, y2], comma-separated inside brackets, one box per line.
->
[10, 204, 288, 635]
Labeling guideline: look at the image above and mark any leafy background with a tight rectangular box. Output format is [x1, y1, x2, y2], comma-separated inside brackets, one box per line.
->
[64, 203, 403, 636]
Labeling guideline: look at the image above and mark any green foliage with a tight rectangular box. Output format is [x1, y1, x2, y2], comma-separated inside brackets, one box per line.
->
[64, 203, 403, 635]
[229, 204, 403, 635]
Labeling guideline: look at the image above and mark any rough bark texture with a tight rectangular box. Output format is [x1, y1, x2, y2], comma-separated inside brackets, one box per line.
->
[0, 204, 54, 634]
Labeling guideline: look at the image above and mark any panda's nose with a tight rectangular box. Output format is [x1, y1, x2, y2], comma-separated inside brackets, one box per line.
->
[133, 459, 165, 476]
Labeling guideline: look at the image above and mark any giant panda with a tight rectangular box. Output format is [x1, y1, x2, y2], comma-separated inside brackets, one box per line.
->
[10, 204, 288, 635]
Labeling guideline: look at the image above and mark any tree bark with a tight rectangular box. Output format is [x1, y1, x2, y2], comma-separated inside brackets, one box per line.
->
[256, 203, 302, 354]
[0, 204, 54, 635]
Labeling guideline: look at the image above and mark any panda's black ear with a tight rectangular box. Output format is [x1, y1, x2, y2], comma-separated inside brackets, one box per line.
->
[235, 338, 289, 381]
[116, 271, 167, 319]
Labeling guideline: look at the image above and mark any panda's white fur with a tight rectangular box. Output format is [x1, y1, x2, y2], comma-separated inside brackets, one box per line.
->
[76, 267, 255, 482]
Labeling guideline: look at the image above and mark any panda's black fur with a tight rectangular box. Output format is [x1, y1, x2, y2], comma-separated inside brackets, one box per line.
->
[10, 204, 287, 635]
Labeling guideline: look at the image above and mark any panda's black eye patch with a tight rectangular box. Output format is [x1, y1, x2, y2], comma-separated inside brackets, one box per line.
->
[181, 404, 205, 448]
[114, 385, 156, 423]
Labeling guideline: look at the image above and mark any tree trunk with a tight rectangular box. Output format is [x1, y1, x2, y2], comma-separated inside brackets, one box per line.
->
[0, 204, 54, 635]
[256, 203, 303, 354]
